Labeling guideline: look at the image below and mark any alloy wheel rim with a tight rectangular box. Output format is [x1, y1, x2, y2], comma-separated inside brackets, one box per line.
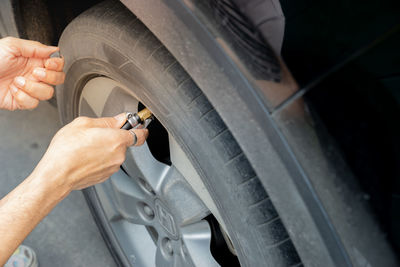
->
[78, 76, 221, 266]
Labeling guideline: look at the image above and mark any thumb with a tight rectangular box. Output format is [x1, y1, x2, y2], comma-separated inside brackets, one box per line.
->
[78, 113, 127, 128]
[12, 38, 59, 58]
[113, 113, 128, 127]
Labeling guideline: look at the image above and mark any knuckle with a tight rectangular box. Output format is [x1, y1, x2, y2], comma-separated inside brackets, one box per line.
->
[74, 116, 89, 125]
[117, 154, 126, 165]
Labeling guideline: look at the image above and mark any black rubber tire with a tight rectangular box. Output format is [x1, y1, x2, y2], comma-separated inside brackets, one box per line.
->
[56, 1, 301, 266]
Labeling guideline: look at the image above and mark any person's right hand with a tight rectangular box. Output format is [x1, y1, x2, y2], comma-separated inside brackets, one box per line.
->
[33, 113, 149, 191]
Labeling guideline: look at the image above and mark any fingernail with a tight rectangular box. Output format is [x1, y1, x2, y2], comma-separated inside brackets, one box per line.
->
[50, 51, 60, 58]
[33, 68, 46, 78]
[15, 76, 25, 87]
[10, 85, 18, 94]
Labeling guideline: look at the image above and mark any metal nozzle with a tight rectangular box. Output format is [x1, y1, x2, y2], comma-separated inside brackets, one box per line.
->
[137, 108, 153, 122]
[121, 108, 153, 130]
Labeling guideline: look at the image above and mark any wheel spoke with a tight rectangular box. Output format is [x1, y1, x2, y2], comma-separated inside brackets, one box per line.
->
[124, 143, 210, 226]
[155, 165, 210, 227]
[94, 181, 121, 221]
[156, 246, 172, 267]
[172, 252, 188, 267]
[79, 97, 98, 118]
[155, 237, 193, 267]
[97, 169, 153, 225]
[111, 221, 156, 267]
[181, 221, 220, 267]
[124, 143, 170, 192]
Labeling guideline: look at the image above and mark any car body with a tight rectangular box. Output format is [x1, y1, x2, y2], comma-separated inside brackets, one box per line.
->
[1, 0, 399, 266]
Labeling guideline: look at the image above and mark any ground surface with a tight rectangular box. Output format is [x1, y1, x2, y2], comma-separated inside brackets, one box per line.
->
[0, 102, 116, 266]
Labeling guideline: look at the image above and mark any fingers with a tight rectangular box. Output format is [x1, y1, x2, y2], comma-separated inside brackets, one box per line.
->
[61, 111, 150, 147]
[10, 85, 39, 110]
[5, 37, 59, 58]
[73, 113, 127, 129]
[13, 76, 54, 100]
[44, 57, 65, 72]
[33, 67, 65, 85]
[128, 129, 149, 146]
[116, 128, 148, 147]
[92, 114, 149, 146]
[72, 114, 149, 147]
[91, 114, 150, 146]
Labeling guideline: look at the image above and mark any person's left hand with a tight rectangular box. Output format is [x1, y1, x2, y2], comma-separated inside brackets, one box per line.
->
[0, 37, 65, 110]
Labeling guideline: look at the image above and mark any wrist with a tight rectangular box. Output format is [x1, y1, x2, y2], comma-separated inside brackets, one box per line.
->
[28, 162, 72, 203]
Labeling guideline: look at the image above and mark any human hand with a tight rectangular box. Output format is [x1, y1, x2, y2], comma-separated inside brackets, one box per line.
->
[0, 37, 65, 110]
[34, 113, 149, 191]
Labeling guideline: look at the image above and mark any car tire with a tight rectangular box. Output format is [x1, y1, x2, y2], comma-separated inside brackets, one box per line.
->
[56, 1, 301, 266]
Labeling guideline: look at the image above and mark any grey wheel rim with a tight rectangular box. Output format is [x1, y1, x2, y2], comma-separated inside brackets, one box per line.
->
[78, 77, 222, 267]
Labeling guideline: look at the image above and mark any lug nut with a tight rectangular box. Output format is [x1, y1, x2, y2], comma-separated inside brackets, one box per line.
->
[143, 204, 154, 218]
[162, 238, 173, 256]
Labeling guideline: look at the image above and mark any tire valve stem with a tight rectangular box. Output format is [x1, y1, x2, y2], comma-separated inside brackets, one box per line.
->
[121, 108, 154, 130]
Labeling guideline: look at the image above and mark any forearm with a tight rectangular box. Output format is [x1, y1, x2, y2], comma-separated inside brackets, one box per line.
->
[0, 168, 70, 265]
